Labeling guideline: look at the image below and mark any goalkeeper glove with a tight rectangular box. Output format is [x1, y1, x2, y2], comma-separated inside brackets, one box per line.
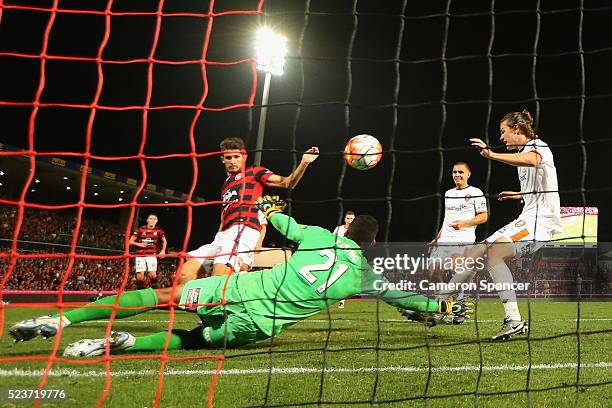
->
[437, 297, 475, 320]
[255, 195, 287, 219]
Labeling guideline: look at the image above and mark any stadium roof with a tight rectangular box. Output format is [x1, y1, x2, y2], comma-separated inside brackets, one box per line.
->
[0, 143, 205, 205]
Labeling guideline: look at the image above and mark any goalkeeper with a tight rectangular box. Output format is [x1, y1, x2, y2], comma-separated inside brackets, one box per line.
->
[9, 196, 473, 356]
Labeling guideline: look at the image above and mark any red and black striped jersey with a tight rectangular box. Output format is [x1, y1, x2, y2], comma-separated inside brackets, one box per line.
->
[221, 166, 274, 231]
[132, 226, 165, 255]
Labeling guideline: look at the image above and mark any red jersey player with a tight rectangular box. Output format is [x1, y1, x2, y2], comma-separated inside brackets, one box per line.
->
[129, 214, 167, 289]
[179, 137, 319, 282]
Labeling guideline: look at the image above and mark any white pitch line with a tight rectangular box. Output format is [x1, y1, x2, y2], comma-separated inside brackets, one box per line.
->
[0, 362, 611, 378]
[305, 318, 612, 323]
[74, 318, 612, 324]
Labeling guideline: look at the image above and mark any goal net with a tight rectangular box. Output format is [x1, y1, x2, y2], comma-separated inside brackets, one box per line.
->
[1, 0, 611, 406]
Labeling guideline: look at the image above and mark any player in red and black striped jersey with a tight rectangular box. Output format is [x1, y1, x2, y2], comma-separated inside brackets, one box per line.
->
[180, 137, 319, 282]
[129, 214, 167, 289]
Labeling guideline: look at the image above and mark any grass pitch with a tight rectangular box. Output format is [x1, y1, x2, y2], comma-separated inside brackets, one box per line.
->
[1, 299, 611, 407]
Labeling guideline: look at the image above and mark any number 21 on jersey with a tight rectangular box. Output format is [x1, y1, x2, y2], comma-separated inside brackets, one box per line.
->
[298, 249, 349, 294]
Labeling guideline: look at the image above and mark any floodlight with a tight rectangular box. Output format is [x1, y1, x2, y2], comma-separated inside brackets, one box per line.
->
[255, 28, 287, 75]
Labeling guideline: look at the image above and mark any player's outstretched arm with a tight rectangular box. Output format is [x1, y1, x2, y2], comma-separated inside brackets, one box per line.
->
[363, 273, 474, 320]
[383, 290, 475, 321]
[265, 147, 319, 189]
[255, 195, 304, 243]
[469, 138, 541, 167]
[498, 190, 524, 201]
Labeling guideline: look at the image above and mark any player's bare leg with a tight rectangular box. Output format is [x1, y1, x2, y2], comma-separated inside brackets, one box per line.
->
[404, 244, 484, 327]
[211, 263, 232, 276]
[10, 283, 181, 343]
[60, 285, 185, 357]
[178, 258, 206, 284]
[135, 271, 146, 290]
[486, 237, 528, 341]
[148, 271, 159, 289]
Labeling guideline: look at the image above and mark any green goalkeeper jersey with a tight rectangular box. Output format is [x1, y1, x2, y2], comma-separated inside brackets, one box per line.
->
[236, 213, 438, 337]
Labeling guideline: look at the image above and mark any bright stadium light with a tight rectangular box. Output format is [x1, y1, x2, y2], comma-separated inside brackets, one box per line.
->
[254, 27, 288, 166]
[255, 28, 287, 76]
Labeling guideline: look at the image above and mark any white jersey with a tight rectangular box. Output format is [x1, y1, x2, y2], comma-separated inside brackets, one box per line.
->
[438, 186, 487, 243]
[333, 225, 347, 237]
[518, 139, 562, 233]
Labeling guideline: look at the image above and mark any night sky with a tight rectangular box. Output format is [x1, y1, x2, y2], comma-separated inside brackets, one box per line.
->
[1, 0, 611, 250]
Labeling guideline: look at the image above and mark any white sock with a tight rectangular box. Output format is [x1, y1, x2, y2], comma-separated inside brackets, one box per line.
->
[436, 268, 475, 300]
[488, 262, 521, 321]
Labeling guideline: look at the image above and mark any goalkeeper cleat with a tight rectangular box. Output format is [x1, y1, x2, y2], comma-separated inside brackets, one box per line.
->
[491, 317, 528, 341]
[337, 299, 345, 309]
[63, 331, 136, 357]
[397, 309, 440, 328]
[9, 315, 67, 342]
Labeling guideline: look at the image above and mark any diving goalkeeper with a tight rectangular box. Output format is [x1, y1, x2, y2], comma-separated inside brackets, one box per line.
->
[9, 196, 473, 356]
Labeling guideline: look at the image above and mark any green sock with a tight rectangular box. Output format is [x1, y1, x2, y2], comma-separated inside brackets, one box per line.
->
[61, 289, 158, 324]
[127, 331, 184, 351]
[384, 290, 439, 313]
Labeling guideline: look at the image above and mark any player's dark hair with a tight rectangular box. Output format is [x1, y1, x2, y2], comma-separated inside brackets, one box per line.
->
[220, 137, 246, 152]
[345, 210, 355, 216]
[345, 215, 378, 246]
[452, 162, 471, 172]
[147, 213, 158, 219]
[501, 110, 536, 139]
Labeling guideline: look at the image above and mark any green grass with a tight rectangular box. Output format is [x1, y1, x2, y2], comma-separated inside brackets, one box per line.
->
[1, 299, 611, 407]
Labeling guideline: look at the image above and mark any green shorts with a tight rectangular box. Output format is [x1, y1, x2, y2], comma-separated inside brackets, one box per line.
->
[179, 274, 268, 348]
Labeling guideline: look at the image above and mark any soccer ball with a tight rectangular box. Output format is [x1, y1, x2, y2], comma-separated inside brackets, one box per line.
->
[344, 134, 382, 170]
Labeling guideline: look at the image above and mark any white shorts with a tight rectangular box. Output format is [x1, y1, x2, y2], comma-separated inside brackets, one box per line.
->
[135, 256, 157, 273]
[187, 224, 261, 273]
[429, 243, 471, 262]
[486, 214, 557, 256]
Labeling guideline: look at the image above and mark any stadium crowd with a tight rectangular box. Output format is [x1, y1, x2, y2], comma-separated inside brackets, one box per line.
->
[0, 206, 124, 249]
[1, 251, 177, 291]
[0, 205, 177, 291]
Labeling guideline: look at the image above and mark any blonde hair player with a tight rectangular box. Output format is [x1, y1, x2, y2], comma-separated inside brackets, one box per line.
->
[468, 109, 562, 341]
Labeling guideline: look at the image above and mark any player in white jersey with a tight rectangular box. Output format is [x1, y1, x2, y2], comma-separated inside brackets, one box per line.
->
[406, 163, 488, 326]
[333, 211, 355, 237]
[434, 162, 488, 246]
[431, 162, 488, 302]
[332, 210, 355, 308]
[469, 109, 562, 340]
